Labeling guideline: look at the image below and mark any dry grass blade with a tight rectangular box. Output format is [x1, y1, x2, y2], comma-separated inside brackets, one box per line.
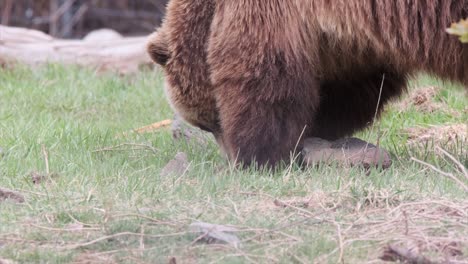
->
[41, 144, 50, 175]
[132, 119, 172, 134]
[29, 223, 99, 232]
[273, 199, 315, 217]
[92, 143, 158, 154]
[62, 231, 187, 250]
[334, 221, 345, 264]
[411, 157, 468, 191]
[436, 146, 468, 180]
[111, 213, 180, 226]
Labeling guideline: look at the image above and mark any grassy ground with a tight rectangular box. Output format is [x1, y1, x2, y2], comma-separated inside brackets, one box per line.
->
[0, 65, 466, 263]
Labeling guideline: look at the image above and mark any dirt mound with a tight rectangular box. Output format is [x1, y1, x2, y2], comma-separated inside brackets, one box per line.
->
[405, 124, 467, 149]
[397, 86, 465, 117]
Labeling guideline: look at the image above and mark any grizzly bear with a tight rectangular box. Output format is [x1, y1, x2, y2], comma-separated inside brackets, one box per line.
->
[148, 0, 468, 168]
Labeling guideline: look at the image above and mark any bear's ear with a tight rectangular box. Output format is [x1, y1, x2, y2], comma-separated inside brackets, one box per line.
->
[147, 31, 170, 66]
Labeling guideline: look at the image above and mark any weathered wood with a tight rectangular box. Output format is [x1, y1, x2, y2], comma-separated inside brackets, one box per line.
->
[0, 25, 153, 73]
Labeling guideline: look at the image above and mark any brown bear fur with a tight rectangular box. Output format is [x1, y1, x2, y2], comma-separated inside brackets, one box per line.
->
[148, 0, 468, 168]
[148, 0, 219, 135]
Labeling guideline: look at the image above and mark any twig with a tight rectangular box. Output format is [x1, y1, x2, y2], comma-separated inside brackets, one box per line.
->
[92, 143, 158, 154]
[132, 119, 172, 134]
[273, 199, 315, 217]
[139, 225, 145, 252]
[111, 213, 179, 226]
[403, 210, 409, 236]
[62, 231, 187, 250]
[284, 125, 307, 181]
[29, 223, 100, 232]
[290, 254, 307, 264]
[436, 146, 468, 180]
[372, 74, 385, 125]
[189, 232, 210, 247]
[334, 221, 345, 264]
[365, 73, 386, 152]
[411, 157, 468, 191]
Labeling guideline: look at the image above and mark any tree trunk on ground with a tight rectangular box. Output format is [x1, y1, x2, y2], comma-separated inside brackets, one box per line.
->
[0, 25, 154, 74]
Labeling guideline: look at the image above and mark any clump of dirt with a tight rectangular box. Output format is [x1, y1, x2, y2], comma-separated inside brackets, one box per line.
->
[399, 86, 442, 113]
[30, 171, 59, 185]
[394, 86, 439, 112]
[410, 86, 441, 111]
[397, 86, 464, 116]
[160, 152, 189, 177]
[0, 187, 25, 203]
[405, 124, 467, 150]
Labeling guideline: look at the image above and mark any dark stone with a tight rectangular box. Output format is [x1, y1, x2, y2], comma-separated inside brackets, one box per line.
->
[302, 137, 392, 169]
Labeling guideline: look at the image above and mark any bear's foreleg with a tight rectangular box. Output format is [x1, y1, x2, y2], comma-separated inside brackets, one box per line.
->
[211, 56, 319, 168]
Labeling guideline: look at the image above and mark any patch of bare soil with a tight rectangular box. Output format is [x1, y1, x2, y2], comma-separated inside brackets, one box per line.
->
[408, 86, 442, 112]
[0, 187, 25, 203]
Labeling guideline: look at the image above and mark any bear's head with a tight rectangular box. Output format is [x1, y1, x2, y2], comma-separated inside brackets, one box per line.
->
[147, 30, 223, 143]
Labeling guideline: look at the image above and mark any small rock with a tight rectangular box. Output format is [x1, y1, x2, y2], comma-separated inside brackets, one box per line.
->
[189, 222, 240, 248]
[302, 137, 392, 169]
[160, 152, 189, 177]
[0, 187, 25, 203]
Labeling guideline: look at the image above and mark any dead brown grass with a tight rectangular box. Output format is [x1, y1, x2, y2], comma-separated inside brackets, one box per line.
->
[1, 189, 466, 263]
[396, 86, 465, 117]
[405, 124, 467, 151]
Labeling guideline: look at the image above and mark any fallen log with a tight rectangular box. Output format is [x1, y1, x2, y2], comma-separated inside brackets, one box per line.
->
[0, 26, 153, 74]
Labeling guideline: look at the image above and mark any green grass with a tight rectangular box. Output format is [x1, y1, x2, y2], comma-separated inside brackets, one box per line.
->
[0, 65, 466, 263]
